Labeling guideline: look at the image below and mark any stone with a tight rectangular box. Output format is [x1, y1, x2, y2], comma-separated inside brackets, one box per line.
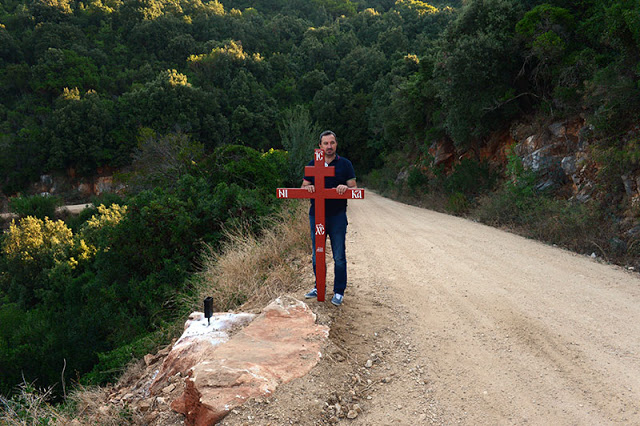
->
[621, 175, 635, 196]
[347, 410, 358, 419]
[365, 359, 373, 368]
[162, 383, 176, 394]
[548, 122, 566, 138]
[169, 296, 329, 425]
[561, 156, 576, 176]
[575, 181, 595, 203]
[535, 179, 556, 193]
[395, 169, 409, 184]
[144, 354, 158, 366]
[522, 145, 561, 174]
[138, 399, 152, 412]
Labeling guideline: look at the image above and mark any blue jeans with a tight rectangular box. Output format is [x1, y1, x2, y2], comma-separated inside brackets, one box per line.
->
[310, 212, 348, 295]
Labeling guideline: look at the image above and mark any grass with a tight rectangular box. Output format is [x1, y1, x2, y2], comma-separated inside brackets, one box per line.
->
[186, 201, 310, 313]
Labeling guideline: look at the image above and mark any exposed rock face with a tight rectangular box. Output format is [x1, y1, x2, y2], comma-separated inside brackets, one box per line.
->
[149, 311, 257, 394]
[165, 296, 329, 425]
[510, 118, 598, 198]
[429, 139, 456, 167]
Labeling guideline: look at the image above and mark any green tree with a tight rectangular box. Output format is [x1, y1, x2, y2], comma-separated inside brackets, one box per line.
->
[46, 89, 118, 175]
[434, 0, 527, 149]
[279, 105, 320, 186]
[119, 69, 227, 149]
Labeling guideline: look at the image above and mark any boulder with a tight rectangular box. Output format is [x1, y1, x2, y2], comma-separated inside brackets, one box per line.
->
[169, 296, 329, 426]
[522, 145, 562, 175]
[150, 311, 257, 393]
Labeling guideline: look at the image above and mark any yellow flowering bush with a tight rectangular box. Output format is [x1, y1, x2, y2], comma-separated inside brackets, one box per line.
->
[3, 216, 73, 264]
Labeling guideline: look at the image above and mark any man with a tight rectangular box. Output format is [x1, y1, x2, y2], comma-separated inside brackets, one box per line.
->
[302, 130, 357, 306]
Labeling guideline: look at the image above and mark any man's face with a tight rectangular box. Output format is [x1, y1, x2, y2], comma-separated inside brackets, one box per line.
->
[319, 134, 337, 157]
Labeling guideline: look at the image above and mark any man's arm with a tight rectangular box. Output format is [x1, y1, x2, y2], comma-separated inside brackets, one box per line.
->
[336, 178, 357, 195]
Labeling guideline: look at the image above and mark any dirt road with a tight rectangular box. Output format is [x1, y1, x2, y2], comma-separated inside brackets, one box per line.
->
[221, 192, 640, 425]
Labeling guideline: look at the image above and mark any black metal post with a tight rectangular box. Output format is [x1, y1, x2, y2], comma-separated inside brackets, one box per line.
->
[204, 297, 213, 326]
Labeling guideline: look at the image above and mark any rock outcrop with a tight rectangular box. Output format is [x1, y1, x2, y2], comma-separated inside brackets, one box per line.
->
[149, 311, 257, 394]
[159, 296, 329, 425]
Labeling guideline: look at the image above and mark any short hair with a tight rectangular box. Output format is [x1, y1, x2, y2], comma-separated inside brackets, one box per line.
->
[319, 130, 337, 143]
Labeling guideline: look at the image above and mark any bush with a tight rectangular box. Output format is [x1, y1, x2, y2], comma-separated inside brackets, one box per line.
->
[82, 330, 170, 386]
[446, 192, 469, 214]
[8, 194, 62, 220]
[407, 166, 429, 191]
[443, 158, 498, 195]
[474, 187, 610, 255]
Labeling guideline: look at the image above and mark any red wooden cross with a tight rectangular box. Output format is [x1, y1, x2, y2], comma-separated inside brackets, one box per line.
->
[277, 149, 365, 302]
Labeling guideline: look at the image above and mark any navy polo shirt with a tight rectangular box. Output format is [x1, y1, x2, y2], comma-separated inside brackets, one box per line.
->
[304, 155, 356, 217]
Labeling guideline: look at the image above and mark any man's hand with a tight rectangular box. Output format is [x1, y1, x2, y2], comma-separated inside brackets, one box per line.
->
[305, 184, 315, 193]
[336, 184, 348, 195]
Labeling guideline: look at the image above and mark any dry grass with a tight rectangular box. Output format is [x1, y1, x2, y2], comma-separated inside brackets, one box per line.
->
[0, 381, 66, 425]
[65, 384, 146, 426]
[188, 202, 311, 313]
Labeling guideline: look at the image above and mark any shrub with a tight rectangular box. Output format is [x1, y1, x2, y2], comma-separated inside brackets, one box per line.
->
[407, 166, 429, 191]
[446, 192, 469, 214]
[443, 158, 498, 195]
[8, 194, 62, 220]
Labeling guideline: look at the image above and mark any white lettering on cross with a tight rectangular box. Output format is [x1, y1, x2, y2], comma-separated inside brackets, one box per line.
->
[352, 190, 363, 199]
[278, 189, 288, 198]
[315, 151, 323, 161]
[315, 224, 325, 236]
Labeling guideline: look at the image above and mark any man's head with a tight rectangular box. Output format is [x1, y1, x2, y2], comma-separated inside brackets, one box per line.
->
[319, 130, 337, 158]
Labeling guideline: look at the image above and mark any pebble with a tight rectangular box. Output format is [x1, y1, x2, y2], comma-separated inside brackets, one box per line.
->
[365, 359, 373, 368]
[138, 400, 152, 412]
[162, 383, 176, 394]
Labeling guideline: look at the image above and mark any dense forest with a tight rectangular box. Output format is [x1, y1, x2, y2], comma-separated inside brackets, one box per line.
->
[1, 0, 639, 402]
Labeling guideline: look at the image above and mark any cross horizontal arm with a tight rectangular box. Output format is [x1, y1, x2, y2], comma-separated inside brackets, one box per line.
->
[276, 188, 365, 200]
